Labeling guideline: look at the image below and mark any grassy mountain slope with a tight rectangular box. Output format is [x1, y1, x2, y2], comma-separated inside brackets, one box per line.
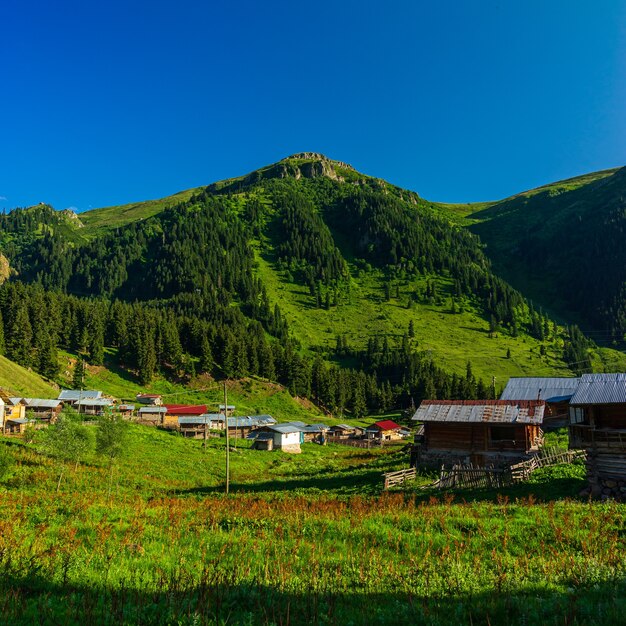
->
[470, 165, 626, 337]
[0, 354, 58, 397]
[2, 153, 626, 413]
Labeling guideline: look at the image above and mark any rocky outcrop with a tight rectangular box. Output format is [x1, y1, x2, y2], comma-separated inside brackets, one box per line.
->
[60, 209, 84, 228]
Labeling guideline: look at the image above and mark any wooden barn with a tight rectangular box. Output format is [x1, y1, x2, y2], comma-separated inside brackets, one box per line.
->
[136, 393, 162, 406]
[412, 400, 545, 467]
[568, 373, 626, 498]
[500, 377, 580, 427]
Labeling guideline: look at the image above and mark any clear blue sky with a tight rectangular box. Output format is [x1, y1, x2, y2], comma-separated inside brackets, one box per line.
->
[1, 0, 625, 212]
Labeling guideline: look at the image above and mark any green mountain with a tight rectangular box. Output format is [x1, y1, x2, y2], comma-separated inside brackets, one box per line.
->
[470, 166, 626, 339]
[1, 153, 624, 409]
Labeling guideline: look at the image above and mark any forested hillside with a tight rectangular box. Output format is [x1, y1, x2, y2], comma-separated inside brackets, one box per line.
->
[0, 153, 621, 414]
[470, 166, 626, 340]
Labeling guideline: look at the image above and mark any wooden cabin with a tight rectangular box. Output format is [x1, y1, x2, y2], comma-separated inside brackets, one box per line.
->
[76, 398, 113, 416]
[58, 390, 103, 406]
[116, 404, 135, 418]
[4, 418, 32, 435]
[137, 406, 167, 425]
[328, 424, 357, 439]
[164, 405, 207, 429]
[412, 400, 545, 467]
[568, 373, 626, 498]
[22, 399, 63, 424]
[365, 420, 403, 441]
[136, 393, 163, 406]
[500, 377, 579, 427]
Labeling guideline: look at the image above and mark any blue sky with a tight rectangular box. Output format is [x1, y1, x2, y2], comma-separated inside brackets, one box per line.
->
[1, 0, 625, 211]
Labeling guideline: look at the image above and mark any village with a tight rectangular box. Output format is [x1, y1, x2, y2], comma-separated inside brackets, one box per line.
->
[1, 373, 626, 499]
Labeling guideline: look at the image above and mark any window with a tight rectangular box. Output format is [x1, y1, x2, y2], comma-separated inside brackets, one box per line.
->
[569, 407, 585, 424]
[489, 425, 516, 442]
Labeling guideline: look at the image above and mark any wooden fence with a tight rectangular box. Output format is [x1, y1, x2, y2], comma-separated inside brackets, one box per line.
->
[383, 468, 416, 489]
[327, 436, 384, 449]
[424, 447, 586, 492]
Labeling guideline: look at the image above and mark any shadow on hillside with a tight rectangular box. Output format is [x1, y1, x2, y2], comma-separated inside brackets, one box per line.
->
[2, 570, 625, 626]
[175, 463, 397, 496]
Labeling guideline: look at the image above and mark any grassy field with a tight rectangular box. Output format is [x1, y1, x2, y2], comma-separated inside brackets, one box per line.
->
[0, 354, 58, 397]
[0, 422, 624, 625]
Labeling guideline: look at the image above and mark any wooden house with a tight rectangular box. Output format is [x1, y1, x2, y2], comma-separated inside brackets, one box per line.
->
[329, 424, 357, 439]
[568, 373, 626, 498]
[365, 420, 403, 441]
[219, 404, 236, 416]
[136, 393, 163, 406]
[4, 418, 32, 435]
[164, 405, 207, 429]
[137, 406, 167, 425]
[22, 399, 63, 424]
[412, 400, 545, 467]
[76, 398, 113, 416]
[0, 392, 26, 426]
[500, 377, 579, 427]
[116, 404, 135, 418]
[58, 390, 102, 406]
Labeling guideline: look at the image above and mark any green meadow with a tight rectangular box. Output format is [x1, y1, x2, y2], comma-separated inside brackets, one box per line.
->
[0, 422, 624, 625]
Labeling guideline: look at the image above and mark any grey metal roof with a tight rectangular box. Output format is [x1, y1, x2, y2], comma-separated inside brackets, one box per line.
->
[23, 399, 62, 409]
[412, 400, 545, 425]
[500, 377, 579, 402]
[267, 423, 304, 434]
[9, 397, 24, 406]
[138, 406, 167, 414]
[302, 423, 330, 433]
[178, 416, 213, 425]
[219, 404, 236, 409]
[332, 423, 356, 431]
[569, 373, 626, 405]
[77, 398, 113, 407]
[58, 390, 102, 401]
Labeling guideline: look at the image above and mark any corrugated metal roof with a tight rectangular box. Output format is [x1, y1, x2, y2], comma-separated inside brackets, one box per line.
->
[369, 420, 401, 431]
[58, 390, 102, 400]
[412, 400, 545, 425]
[138, 406, 167, 414]
[23, 399, 62, 409]
[500, 377, 579, 402]
[332, 424, 355, 431]
[267, 423, 304, 434]
[569, 373, 626, 405]
[77, 399, 113, 407]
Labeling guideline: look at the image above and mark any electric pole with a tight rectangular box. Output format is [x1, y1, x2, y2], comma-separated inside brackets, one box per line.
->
[224, 381, 230, 494]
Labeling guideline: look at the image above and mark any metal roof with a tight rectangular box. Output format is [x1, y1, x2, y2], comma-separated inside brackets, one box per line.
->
[500, 377, 579, 402]
[412, 400, 545, 425]
[76, 399, 113, 407]
[58, 390, 102, 401]
[23, 399, 62, 409]
[138, 406, 167, 414]
[267, 423, 304, 434]
[331, 423, 356, 431]
[117, 404, 135, 411]
[301, 423, 330, 433]
[569, 373, 626, 405]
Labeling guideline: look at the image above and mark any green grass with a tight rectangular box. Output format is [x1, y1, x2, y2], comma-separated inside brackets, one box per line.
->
[0, 423, 624, 625]
[0, 354, 58, 397]
[254, 248, 573, 385]
[79, 186, 205, 235]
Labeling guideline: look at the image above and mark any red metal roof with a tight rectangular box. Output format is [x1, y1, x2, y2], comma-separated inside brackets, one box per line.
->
[165, 404, 207, 415]
[420, 399, 544, 417]
[372, 419, 401, 431]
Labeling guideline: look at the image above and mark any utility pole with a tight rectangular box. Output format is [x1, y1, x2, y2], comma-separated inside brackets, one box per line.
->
[492, 376, 497, 399]
[224, 381, 230, 494]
